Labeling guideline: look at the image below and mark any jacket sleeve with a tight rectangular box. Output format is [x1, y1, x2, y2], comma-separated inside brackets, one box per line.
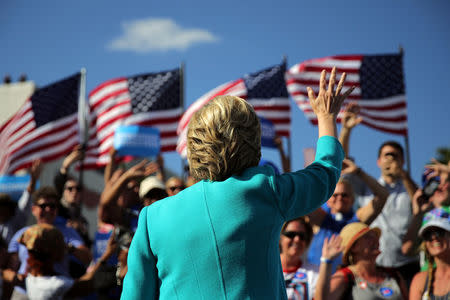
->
[273, 136, 344, 220]
[121, 206, 159, 300]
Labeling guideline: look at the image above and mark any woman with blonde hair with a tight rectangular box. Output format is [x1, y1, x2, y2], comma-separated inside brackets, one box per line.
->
[122, 68, 353, 299]
[410, 207, 450, 300]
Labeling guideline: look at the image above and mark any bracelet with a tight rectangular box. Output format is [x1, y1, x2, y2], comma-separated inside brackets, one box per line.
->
[320, 257, 332, 264]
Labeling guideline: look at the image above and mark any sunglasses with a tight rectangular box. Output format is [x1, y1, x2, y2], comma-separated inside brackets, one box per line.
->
[36, 203, 57, 210]
[332, 192, 349, 198]
[423, 228, 448, 242]
[168, 185, 185, 192]
[65, 185, 81, 192]
[282, 231, 308, 241]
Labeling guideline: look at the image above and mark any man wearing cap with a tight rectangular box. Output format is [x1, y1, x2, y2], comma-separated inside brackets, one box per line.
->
[139, 176, 167, 207]
[6, 186, 91, 300]
[339, 104, 419, 285]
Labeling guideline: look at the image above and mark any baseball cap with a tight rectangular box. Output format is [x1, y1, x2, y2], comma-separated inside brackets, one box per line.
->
[419, 207, 450, 237]
[139, 176, 166, 198]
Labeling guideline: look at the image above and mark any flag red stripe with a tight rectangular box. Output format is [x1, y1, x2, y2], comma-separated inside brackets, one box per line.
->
[88, 77, 127, 98]
[285, 78, 361, 87]
[299, 65, 360, 74]
[90, 88, 129, 112]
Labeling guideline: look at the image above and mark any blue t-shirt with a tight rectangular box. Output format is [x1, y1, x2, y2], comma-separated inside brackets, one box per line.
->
[307, 204, 359, 273]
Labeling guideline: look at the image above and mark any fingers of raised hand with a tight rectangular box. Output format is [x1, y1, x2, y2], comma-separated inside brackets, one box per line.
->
[307, 87, 316, 101]
[328, 67, 337, 95]
[319, 70, 327, 93]
[335, 72, 347, 96]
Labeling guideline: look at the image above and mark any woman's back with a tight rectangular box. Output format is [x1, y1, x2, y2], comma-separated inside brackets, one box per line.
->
[124, 136, 343, 299]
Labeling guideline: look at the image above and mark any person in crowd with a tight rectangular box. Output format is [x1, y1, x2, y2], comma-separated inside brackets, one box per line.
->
[280, 217, 317, 300]
[0, 160, 41, 245]
[409, 207, 450, 299]
[122, 68, 354, 299]
[53, 145, 91, 247]
[402, 159, 450, 259]
[307, 157, 389, 272]
[314, 223, 408, 300]
[139, 176, 168, 207]
[165, 176, 185, 196]
[6, 186, 91, 300]
[339, 102, 419, 285]
[274, 135, 291, 173]
[19, 223, 117, 300]
[0, 237, 8, 299]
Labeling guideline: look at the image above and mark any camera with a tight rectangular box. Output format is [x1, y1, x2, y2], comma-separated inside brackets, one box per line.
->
[114, 225, 133, 250]
[422, 170, 440, 200]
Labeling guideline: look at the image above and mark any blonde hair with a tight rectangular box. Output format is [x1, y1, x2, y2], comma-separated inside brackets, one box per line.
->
[187, 95, 261, 181]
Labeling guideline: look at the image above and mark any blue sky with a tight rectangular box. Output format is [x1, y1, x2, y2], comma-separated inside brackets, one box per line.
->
[1, 0, 449, 184]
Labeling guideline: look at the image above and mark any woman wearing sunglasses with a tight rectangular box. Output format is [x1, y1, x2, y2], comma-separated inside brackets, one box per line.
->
[122, 68, 354, 299]
[410, 208, 450, 300]
[280, 217, 317, 300]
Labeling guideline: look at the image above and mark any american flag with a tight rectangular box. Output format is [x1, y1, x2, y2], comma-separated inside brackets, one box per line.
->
[286, 54, 408, 135]
[83, 69, 182, 168]
[0, 73, 81, 174]
[176, 63, 290, 157]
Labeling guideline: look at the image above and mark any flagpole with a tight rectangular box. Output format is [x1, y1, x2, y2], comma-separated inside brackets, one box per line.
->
[180, 62, 186, 177]
[282, 55, 292, 172]
[398, 46, 411, 173]
[77, 68, 87, 189]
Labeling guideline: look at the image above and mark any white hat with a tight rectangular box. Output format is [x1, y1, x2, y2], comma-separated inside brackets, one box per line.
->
[419, 207, 450, 237]
[139, 176, 166, 198]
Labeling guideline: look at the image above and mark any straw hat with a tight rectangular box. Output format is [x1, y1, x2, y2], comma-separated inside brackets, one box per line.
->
[339, 222, 381, 265]
[19, 224, 66, 262]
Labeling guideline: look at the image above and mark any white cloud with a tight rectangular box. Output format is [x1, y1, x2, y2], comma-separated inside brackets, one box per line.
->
[108, 18, 219, 53]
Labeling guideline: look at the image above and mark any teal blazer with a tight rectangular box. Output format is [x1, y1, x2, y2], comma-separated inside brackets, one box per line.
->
[121, 136, 344, 299]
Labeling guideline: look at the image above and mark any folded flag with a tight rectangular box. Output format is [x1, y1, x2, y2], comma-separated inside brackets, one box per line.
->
[83, 69, 182, 168]
[286, 54, 408, 135]
[0, 73, 81, 174]
[176, 62, 290, 157]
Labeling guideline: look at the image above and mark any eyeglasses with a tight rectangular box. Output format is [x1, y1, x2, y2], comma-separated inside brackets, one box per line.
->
[36, 203, 57, 210]
[65, 185, 81, 192]
[282, 231, 308, 241]
[423, 228, 448, 242]
[332, 193, 349, 198]
[168, 185, 185, 192]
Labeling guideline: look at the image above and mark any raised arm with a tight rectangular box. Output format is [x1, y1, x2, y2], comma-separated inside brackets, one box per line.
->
[338, 102, 362, 158]
[341, 158, 389, 224]
[401, 189, 432, 256]
[55, 145, 84, 196]
[277, 68, 354, 219]
[274, 136, 291, 173]
[314, 235, 347, 300]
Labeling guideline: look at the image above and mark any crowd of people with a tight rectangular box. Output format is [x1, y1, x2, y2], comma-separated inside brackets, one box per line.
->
[0, 68, 449, 300]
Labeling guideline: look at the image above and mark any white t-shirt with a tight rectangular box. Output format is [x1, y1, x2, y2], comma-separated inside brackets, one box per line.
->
[283, 262, 319, 300]
[26, 274, 74, 300]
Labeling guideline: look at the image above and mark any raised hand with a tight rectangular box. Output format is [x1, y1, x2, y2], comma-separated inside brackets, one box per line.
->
[29, 159, 43, 180]
[124, 160, 159, 180]
[342, 102, 363, 130]
[341, 158, 359, 175]
[321, 234, 343, 261]
[411, 189, 432, 215]
[425, 158, 450, 180]
[61, 145, 85, 173]
[307, 67, 356, 119]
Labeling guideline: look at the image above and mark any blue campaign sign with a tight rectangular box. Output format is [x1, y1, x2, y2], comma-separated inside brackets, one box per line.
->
[259, 117, 276, 148]
[114, 125, 160, 157]
[0, 175, 32, 201]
